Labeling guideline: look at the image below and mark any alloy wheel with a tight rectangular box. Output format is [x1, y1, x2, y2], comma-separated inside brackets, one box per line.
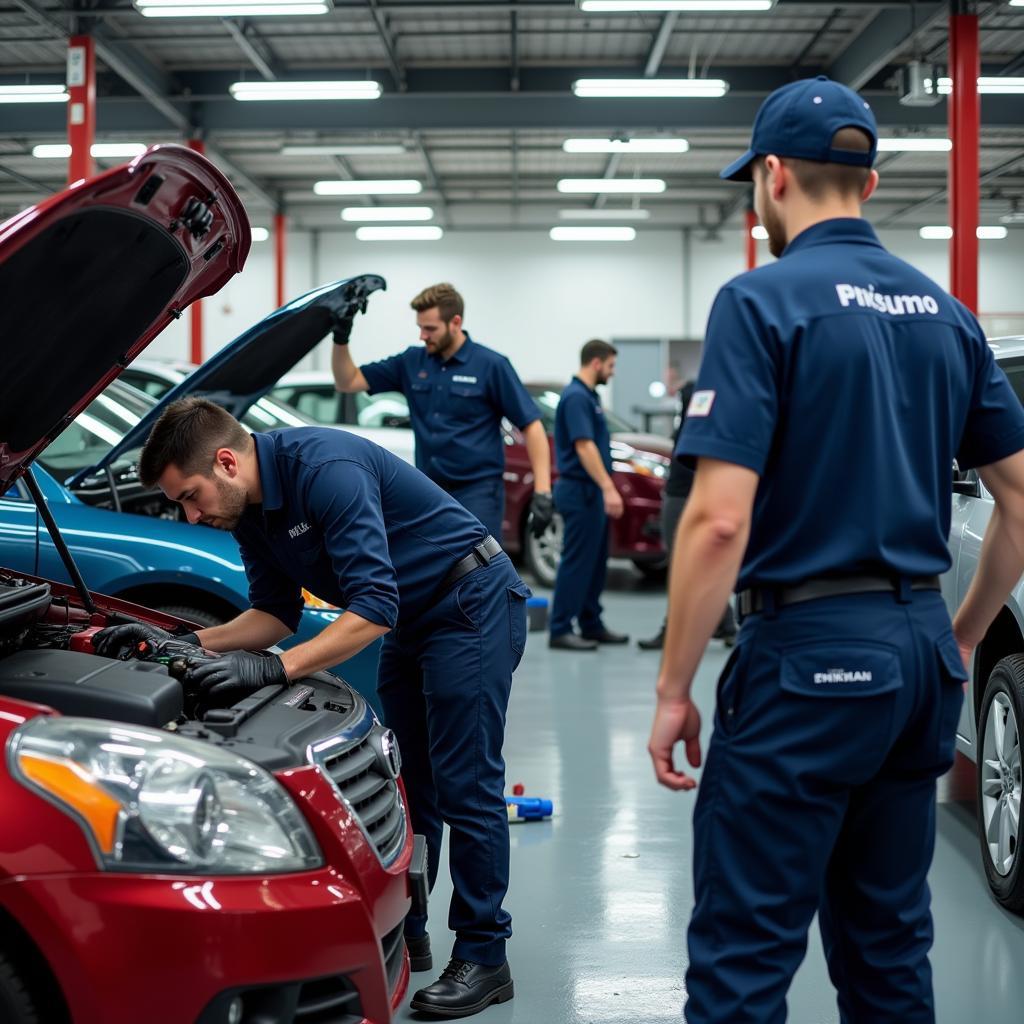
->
[981, 691, 1022, 877]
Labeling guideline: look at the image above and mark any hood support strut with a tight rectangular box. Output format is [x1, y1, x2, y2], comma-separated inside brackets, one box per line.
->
[25, 468, 97, 615]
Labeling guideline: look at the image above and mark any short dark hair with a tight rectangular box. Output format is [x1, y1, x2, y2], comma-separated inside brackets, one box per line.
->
[580, 339, 617, 366]
[410, 283, 464, 323]
[754, 127, 873, 201]
[139, 397, 252, 488]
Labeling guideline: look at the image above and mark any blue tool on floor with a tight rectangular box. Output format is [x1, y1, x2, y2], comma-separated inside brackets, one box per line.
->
[506, 796, 554, 823]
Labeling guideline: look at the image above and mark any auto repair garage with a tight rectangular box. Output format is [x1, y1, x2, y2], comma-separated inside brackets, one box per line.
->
[1, 2, 1024, 1023]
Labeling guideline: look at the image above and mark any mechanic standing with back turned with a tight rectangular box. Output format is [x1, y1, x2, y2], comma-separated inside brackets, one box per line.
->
[648, 76, 1024, 1023]
[94, 398, 530, 1019]
[331, 282, 554, 543]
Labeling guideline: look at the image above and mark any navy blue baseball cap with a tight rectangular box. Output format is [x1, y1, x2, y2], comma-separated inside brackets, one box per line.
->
[720, 75, 878, 182]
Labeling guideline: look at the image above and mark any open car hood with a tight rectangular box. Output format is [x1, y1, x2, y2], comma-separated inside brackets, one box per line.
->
[70, 274, 386, 485]
[0, 145, 249, 488]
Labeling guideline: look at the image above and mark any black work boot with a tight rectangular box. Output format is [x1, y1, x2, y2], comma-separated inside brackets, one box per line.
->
[406, 934, 433, 972]
[637, 623, 666, 650]
[410, 958, 514, 1018]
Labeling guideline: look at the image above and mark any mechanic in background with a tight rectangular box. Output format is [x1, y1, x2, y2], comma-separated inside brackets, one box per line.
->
[331, 282, 553, 543]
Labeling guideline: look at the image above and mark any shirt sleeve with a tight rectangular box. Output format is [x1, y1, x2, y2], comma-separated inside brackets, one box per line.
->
[676, 284, 780, 475]
[957, 327, 1024, 470]
[304, 460, 400, 629]
[491, 356, 540, 430]
[235, 531, 305, 634]
[360, 351, 407, 396]
[561, 391, 596, 445]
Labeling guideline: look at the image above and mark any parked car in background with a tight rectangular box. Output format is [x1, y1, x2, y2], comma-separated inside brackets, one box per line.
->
[944, 335, 1024, 914]
[270, 373, 671, 587]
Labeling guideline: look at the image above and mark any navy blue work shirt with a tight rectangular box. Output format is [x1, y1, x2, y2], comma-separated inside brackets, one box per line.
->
[360, 334, 539, 485]
[677, 217, 1024, 590]
[555, 376, 614, 485]
[232, 428, 488, 632]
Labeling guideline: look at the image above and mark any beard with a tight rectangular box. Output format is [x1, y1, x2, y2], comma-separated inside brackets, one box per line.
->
[202, 475, 248, 531]
[761, 201, 788, 259]
[426, 325, 456, 358]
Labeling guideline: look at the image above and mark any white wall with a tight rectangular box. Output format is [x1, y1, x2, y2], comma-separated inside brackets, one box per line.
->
[146, 223, 1024, 379]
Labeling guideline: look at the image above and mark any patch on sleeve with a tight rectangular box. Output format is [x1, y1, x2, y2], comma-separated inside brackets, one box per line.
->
[687, 390, 716, 418]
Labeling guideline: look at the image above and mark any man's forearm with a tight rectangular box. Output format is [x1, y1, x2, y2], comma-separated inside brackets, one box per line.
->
[195, 608, 293, 654]
[576, 440, 614, 493]
[523, 421, 552, 493]
[331, 343, 362, 393]
[278, 611, 390, 679]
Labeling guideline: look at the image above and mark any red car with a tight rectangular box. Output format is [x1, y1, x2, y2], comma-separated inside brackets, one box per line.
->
[0, 148, 421, 1024]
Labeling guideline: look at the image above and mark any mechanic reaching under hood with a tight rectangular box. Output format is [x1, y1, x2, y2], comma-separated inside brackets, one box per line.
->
[93, 397, 531, 1020]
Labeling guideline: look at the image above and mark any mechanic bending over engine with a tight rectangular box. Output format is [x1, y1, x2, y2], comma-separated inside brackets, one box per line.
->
[93, 397, 530, 1020]
[331, 282, 554, 543]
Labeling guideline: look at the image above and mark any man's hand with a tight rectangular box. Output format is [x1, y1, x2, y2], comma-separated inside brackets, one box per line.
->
[95, 622, 181, 659]
[529, 492, 555, 538]
[331, 312, 355, 346]
[648, 696, 702, 791]
[188, 650, 288, 706]
[603, 484, 624, 520]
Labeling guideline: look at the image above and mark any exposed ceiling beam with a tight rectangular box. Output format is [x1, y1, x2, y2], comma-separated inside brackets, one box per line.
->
[411, 129, 449, 221]
[221, 18, 282, 81]
[366, 0, 407, 92]
[0, 162, 56, 194]
[790, 6, 840, 72]
[510, 10, 519, 92]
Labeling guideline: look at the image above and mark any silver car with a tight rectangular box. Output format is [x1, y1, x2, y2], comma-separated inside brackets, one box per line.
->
[944, 335, 1024, 913]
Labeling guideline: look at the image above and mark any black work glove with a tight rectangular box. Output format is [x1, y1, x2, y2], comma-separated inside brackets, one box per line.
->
[94, 622, 198, 659]
[188, 650, 288, 707]
[331, 312, 355, 346]
[529, 492, 555, 539]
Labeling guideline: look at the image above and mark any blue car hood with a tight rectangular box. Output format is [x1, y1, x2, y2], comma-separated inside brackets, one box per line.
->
[70, 273, 385, 487]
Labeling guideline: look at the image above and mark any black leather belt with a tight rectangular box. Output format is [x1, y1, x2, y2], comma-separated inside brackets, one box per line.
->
[441, 535, 503, 592]
[737, 574, 941, 618]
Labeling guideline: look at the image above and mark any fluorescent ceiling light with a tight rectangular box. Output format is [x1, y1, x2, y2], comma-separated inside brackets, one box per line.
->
[251, 227, 270, 241]
[750, 225, 768, 240]
[562, 138, 689, 154]
[314, 179, 422, 196]
[579, 0, 772, 9]
[550, 227, 637, 241]
[919, 225, 1009, 240]
[558, 208, 651, 220]
[557, 178, 666, 194]
[573, 78, 729, 98]
[141, 3, 328, 13]
[927, 76, 1024, 95]
[876, 138, 952, 152]
[33, 142, 147, 158]
[281, 143, 406, 155]
[355, 226, 444, 241]
[0, 85, 68, 103]
[342, 206, 434, 221]
[230, 80, 380, 101]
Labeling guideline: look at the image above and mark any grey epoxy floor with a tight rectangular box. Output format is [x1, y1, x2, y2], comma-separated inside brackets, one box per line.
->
[396, 565, 1024, 1024]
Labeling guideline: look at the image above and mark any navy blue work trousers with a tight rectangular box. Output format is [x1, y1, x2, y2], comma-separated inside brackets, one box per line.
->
[549, 478, 608, 638]
[377, 553, 530, 966]
[443, 476, 505, 541]
[684, 589, 968, 1024]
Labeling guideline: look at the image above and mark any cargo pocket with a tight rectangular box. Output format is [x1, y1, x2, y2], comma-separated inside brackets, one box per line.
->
[932, 631, 968, 769]
[779, 639, 903, 699]
[451, 384, 486, 419]
[507, 581, 531, 660]
[715, 640, 754, 737]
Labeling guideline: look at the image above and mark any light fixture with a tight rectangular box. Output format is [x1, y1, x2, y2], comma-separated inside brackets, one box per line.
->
[251, 227, 270, 241]
[562, 138, 689, 154]
[0, 85, 68, 104]
[355, 226, 444, 241]
[341, 206, 434, 221]
[558, 208, 652, 220]
[978, 225, 1009, 239]
[919, 225, 1009, 240]
[230, 80, 381, 101]
[579, 0, 773, 9]
[136, 0, 328, 15]
[876, 138, 952, 152]
[281, 143, 406, 155]
[33, 142, 147, 159]
[557, 179, 666, 194]
[927, 76, 1024, 95]
[550, 227, 637, 241]
[750, 225, 768, 240]
[572, 78, 729, 98]
[314, 179, 422, 196]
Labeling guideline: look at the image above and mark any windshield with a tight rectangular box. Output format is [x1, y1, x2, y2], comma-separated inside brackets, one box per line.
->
[526, 385, 636, 434]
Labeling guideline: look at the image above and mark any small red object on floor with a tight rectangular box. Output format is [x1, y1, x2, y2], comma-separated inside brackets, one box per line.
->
[512, 783, 525, 796]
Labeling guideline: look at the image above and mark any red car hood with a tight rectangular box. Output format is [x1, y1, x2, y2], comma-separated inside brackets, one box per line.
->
[0, 144, 249, 488]
[612, 432, 674, 459]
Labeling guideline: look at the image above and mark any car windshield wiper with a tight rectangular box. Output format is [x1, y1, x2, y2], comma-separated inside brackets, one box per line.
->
[24, 467, 97, 614]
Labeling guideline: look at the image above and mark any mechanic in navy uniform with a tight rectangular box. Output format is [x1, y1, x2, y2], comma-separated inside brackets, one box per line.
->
[647, 77, 1024, 1023]
[548, 339, 630, 650]
[95, 398, 530, 1019]
[331, 282, 554, 543]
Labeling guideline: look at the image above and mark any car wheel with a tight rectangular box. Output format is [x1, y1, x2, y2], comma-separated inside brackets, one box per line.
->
[155, 605, 224, 630]
[977, 656, 1024, 913]
[632, 557, 668, 582]
[0, 952, 41, 1024]
[524, 512, 563, 589]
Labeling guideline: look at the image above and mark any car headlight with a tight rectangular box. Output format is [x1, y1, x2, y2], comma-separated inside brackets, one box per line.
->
[611, 454, 669, 478]
[9, 717, 322, 875]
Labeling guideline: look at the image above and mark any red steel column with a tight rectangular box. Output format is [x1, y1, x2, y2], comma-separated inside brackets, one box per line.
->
[745, 208, 758, 271]
[187, 138, 206, 364]
[275, 211, 287, 307]
[949, 6, 980, 312]
[66, 35, 95, 185]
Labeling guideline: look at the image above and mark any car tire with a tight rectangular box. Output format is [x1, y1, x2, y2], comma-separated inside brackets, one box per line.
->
[154, 605, 224, 630]
[0, 952, 41, 1024]
[977, 656, 1024, 913]
[632, 557, 668, 582]
[524, 512, 563, 589]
